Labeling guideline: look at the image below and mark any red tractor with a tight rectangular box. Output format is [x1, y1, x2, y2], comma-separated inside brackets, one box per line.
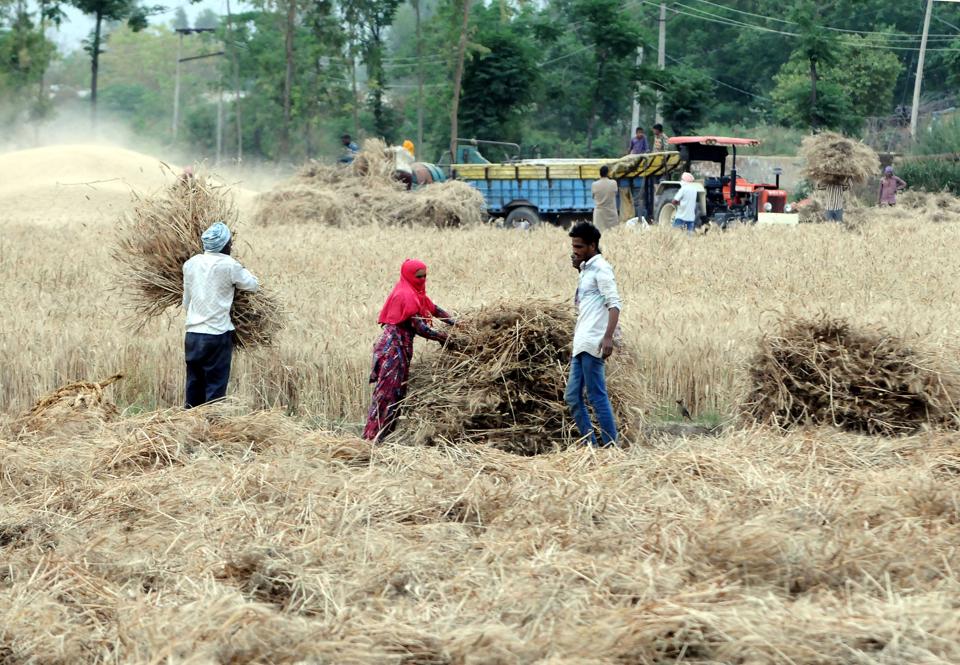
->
[653, 136, 791, 229]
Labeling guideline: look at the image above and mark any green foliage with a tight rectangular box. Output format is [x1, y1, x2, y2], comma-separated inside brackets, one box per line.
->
[912, 115, 960, 157]
[457, 3, 536, 144]
[896, 158, 960, 194]
[696, 123, 805, 156]
[0, 3, 56, 125]
[772, 34, 902, 133]
[648, 65, 714, 136]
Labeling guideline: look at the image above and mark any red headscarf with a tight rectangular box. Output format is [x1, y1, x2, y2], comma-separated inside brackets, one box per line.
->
[377, 259, 436, 325]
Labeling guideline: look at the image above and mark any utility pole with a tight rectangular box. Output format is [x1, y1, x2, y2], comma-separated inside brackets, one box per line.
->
[173, 31, 183, 141]
[216, 70, 224, 165]
[656, 2, 666, 125]
[226, 0, 243, 164]
[911, 0, 956, 139]
[631, 47, 644, 136]
[414, 0, 424, 154]
[172, 28, 217, 144]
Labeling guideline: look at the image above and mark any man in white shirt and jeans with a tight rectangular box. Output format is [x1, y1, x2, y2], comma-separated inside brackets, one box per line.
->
[671, 172, 700, 234]
[182, 222, 259, 408]
[566, 222, 621, 447]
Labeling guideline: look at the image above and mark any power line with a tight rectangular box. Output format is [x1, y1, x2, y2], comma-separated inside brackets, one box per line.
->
[686, 0, 958, 40]
[663, 52, 769, 101]
[652, 0, 960, 53]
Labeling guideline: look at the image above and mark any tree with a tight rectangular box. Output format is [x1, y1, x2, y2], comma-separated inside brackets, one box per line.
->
[172, 6, 188, 29]
[565, 0, 642, 153]
[69, 0, 154, 126]
[789, 0, 837, 130]
[772, 34, 902, 133]
[341, 0, 402, 140]
[194, 8, 218, 29]
[649, 64, 714, 135]
[448, 0, 471, 159]
[458, 4, 537, 143]
[0, 0, 57, 127]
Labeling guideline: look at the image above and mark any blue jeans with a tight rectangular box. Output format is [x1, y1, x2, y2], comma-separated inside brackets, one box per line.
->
[825, 209, 843, 223]
[184, 331, 234, 408]
[565, 352, 618, 446]
[673, 218, 695, 234]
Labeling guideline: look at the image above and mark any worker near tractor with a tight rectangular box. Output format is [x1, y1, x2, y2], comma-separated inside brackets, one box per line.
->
[338, 133, 359, 164]
[566, 222, 621, 447]
[591, 165, 620, 230]
[363, 259, 456, 442]
[627, 128, 649, 221]
[651, 123, 669, 152]
[628, 127, 648, 154]
[671, 172, 700, 234]
[182, 222, 260, 409]
[878, 166, 907, 206]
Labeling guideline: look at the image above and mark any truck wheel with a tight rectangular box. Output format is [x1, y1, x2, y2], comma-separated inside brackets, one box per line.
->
[653, 188, 680, 226]
[505, 206, 541, 229]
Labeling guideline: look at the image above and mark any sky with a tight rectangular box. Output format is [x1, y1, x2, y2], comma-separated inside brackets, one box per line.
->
[44, 0, 249, 52]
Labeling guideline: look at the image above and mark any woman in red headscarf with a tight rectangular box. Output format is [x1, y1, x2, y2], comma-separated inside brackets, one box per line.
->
[363, 259, 455, 441]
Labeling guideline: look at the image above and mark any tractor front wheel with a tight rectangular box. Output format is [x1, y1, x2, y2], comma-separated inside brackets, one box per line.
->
[653, 188, 680, 226]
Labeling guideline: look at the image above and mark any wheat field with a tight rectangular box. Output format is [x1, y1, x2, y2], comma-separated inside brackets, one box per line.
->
[4, 145, 960, 662]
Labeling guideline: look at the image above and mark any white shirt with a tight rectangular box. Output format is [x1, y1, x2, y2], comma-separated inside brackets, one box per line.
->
[183, 252, 259, 335]
[673, 182, 700, 221]
[573, 254, 621, 359]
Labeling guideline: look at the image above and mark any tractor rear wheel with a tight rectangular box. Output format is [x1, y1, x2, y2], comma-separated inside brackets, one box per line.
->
[505, 206, 541, 229]
[653, 188, 680, 226]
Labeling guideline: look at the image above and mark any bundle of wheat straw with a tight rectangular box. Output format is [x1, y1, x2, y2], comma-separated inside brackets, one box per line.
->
[800, 132, 880, 186]
[393, 300, 642, 454]
[114, 174, 283, 349]
[742, 315, 960, 435]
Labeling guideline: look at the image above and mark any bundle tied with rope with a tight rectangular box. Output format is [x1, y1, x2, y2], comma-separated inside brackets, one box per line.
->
[114, 173, 283, 349]
[391, 300, 643, 455]
[742, 315, 959, 436]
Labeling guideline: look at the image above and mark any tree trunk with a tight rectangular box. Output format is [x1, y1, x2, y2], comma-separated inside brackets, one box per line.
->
[281, 0, 296, 159]
[414, 0, 423, 154]
[809, 56, 818, 130]
[90, 11, 103, 129]
[585, 59, 605, 154]
[351, 45, 359, 137]
[370, 35, 385, 138]
[449, 0, 472, 161]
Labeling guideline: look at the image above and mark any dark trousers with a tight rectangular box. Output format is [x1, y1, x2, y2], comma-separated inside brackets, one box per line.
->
[185, 331, 234, 408]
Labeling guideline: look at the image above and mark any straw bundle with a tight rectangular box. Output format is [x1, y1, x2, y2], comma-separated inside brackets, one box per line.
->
[742, 316, 959, 435]
[252, 140, 484, 228]
[114, 175, 283, 349]
[800, 132, 880, 186]
[393, 300, 641, 454]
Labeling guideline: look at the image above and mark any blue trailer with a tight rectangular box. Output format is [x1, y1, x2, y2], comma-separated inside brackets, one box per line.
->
[447, 147, 683, 226]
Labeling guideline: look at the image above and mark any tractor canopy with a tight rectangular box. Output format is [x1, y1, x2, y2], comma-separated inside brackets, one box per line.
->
[667, 136, 761, 169]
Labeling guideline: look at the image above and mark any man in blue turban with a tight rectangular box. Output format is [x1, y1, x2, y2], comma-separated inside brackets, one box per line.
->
[181, 222, 260, 408]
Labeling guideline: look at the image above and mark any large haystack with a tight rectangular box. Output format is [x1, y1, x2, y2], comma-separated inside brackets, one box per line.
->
[742, 316, 959, 435]
[114, 175, 283, 349]
[393, 301, 642, 454]
[252, 139, 485, 228]
[800, 132, 880, 186]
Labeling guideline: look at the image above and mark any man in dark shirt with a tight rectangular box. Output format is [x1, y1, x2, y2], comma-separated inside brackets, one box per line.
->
[628, 127, 648, 155]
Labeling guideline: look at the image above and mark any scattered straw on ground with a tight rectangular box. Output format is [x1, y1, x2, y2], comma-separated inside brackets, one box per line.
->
[253, 139, 485, 228]
[742, 315, 960, 435]
[4, 401, 960, 662]
[800, 132, 880, 186]
[114, 174, 283, 349]
[393, 300, 643, 454]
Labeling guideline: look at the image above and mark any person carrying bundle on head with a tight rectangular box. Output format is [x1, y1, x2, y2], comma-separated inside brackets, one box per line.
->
[818, 178, 850, 223]
[182, 222, 259, 408]
[363, 259, 456, 442]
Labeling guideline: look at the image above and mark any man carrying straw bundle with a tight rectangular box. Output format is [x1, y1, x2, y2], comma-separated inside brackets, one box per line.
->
[566, 223, 621, 447]
[182, 222, 259, 408]
[363, 259, 456, 442]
